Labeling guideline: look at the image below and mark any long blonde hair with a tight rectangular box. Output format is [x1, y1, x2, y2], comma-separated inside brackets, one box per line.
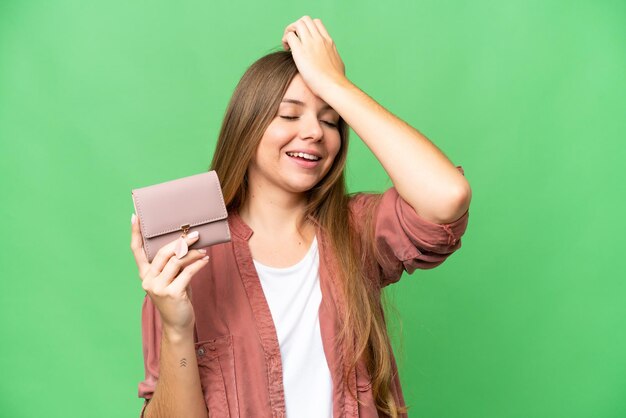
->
[211, 50, 406, 417]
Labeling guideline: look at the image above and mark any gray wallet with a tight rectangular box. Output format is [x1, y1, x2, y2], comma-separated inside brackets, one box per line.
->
[131, 171, 231, 262]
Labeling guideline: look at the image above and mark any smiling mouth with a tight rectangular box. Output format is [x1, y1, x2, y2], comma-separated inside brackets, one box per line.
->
[286, 151, 321, 161]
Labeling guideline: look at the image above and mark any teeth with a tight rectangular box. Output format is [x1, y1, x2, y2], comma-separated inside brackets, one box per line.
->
[287, 152, 320, 161]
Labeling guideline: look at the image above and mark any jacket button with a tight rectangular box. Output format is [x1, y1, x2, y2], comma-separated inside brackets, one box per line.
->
[197, 347, 205, 357]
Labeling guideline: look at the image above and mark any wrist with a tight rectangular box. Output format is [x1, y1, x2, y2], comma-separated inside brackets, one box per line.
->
[319, 74, 352, 95]
[162, 324, 195, 345]
[316, 75, 357, 112]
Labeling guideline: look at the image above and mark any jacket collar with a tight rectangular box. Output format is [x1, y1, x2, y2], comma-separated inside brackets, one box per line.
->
[228, 209, 253, 241]
[228, 209, 322, 241]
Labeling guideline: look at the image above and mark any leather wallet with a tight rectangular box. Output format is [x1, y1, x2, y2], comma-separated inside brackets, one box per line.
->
[131, 171, 231, 262]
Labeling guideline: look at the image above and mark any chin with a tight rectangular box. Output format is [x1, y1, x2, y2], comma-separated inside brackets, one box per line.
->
[286, 182, 319, 194]
[283, 173, 321, 189]
[282, 176, 323, 194]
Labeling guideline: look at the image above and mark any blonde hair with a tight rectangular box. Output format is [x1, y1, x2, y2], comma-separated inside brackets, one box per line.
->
[211, 50, 406, 416]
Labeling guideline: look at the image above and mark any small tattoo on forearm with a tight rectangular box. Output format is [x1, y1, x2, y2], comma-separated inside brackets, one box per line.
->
[180, 358, 187, 367]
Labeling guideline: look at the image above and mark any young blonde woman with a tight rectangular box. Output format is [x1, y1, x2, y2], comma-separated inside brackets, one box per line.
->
[131, 16, 471, 418]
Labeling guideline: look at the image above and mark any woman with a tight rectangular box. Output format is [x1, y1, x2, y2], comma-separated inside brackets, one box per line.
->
[131, 16, 471, 418]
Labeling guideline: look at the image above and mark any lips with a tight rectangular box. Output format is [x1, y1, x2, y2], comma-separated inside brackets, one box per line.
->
[285, 151, 322, 161]
[285, 151, 322, 168]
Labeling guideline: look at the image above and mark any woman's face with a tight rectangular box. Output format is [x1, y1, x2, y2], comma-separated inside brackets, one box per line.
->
[247, 74, 342, 196]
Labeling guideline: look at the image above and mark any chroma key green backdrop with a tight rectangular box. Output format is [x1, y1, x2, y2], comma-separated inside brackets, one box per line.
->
[1, 1, 624, 417]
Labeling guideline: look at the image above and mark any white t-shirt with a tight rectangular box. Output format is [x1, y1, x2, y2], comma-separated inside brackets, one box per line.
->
[253, 237, 334, 418]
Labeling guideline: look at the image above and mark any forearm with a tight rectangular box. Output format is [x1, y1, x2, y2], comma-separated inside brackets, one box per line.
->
[144, 328, 207, 418]
[321, 77, 471, 224]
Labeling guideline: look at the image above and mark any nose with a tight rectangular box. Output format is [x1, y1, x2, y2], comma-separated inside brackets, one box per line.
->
[299, 115, 324, 142]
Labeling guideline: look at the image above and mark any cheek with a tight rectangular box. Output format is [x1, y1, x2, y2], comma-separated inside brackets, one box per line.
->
[262, 123, 293, 148]
[254, 126, 291, 165]
[328, 134, 342, 159]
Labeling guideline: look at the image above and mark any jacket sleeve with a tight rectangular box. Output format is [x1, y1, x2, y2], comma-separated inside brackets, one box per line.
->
[350, 166, 470, 287]
[137, 295, 162, 417]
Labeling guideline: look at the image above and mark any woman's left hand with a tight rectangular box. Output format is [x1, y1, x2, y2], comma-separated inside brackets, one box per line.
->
[282, 16, 347, 98]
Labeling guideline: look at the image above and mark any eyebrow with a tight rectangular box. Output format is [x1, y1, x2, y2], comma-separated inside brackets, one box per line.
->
[281, 98, 335, 112]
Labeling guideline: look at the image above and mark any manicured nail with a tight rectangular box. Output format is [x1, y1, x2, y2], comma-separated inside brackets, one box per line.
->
[131, 213, 137, 225]
[198, 249, 207, 254]
[188, 231, 199, 239]
[202, 255, 209, 261]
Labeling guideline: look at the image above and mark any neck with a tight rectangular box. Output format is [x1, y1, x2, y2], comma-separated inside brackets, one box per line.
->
[238, 181, 312, 238]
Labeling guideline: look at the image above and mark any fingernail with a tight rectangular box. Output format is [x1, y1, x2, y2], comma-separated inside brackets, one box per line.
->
[198, 248, 206, 254]
[188, 231, 199, 239]
[131, 214, 137, 225]
[202, 255, 209, 261]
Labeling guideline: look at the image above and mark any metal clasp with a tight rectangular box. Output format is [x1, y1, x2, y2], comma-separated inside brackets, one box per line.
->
[180, 223, 190, 237]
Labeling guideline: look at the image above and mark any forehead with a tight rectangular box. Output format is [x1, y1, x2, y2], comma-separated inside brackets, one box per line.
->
[281, 74, 333, 111]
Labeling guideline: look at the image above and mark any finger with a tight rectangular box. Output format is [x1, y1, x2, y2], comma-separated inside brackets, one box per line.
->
[169, 256, 210, 295]
[284, 31, 301, 52]
[130, 213, 150, 279]
[147, 231, 201, 279]
[300, 16, 321, 38]
[282, 18, 300, 39]
[293, 19, 312, 41]
[282, 23, 299, 50]
[144, 254, 184, 293]
[313, 18, 331, 40]
[157, 249, 207, 288]
[283, 18, 311, 45]
[282, 31, 292, 50]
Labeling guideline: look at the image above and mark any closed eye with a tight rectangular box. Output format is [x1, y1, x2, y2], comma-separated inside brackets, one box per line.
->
[280, 116, 338, 128]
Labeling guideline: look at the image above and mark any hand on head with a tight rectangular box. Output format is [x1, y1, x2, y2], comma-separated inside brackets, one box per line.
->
[281, 16, 346, 99]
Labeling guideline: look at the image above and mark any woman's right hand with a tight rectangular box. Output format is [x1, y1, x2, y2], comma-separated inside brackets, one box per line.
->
[130, 213, 210, 338]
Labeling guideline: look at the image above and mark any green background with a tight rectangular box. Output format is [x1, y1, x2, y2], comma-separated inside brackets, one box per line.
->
[1, 0, 624, 417]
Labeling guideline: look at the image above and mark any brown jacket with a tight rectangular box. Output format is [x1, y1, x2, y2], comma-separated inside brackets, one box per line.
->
[139, 179, 470, 417]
